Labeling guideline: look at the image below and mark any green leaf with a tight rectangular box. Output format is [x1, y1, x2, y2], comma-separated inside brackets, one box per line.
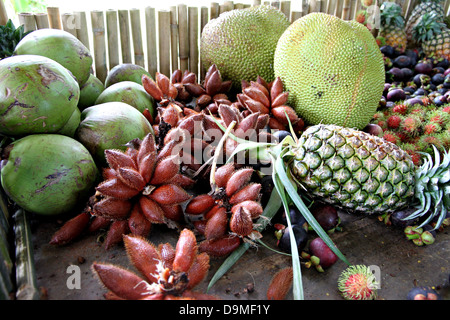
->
[272, 159, 304, 300]
[275, 155, 350, 266]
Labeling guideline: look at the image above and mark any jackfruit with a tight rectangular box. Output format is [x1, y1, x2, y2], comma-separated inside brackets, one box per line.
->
[274, 12, 385, 129]
[200, 5, 290, 90]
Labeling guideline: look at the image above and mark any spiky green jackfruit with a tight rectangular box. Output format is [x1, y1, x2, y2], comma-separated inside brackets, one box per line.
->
[200, 5, 290, 89]
[274, 12, 385, 130]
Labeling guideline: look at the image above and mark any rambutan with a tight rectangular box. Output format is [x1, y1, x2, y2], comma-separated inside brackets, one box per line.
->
[401, 115, 421, 135]
[442, 105, 450, 114]
[427, 110, 449, 126]
[382, 131, 400, 144]
[392, 104, 407, 115]
[386, 115, 402, 129]
[337, 265, 378, 300]
[423, 122, 442, 135]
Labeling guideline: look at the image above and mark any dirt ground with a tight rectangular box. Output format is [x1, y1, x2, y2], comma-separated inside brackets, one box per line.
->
[30, 208, 450, 301]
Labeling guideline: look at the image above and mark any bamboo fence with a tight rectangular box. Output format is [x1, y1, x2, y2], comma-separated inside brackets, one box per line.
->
[2, 0, 450, 84]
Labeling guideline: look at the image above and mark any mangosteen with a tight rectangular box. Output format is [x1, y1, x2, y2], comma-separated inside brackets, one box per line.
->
[413, 73, 426, 87]
[435, 58, 450, 69]
[390, 208, 419, 228]
[415, 62, 433, 75]
[444, 74, 450, 88]
[363, 123, 384, 137]
[283, 206, 307, 228]
[431, 73, 445, 85]
[385, 101, 395, 108]
[386, 88, 406, 101]
[387, 67, 404, 82]
[437, 87, 448, 95]
[413, 88, 428, 96]
[432, 66, 445, 75]
[380, 45, 395, 58]
[310, 204, 340, 232]
[379, 96, 386, 108]
[403, 86, 415, 95]
[405, 97, 424, 106]
[308, 237, 338, 269]
[404, 49, 418, 65]
[393, 55, 412, 68]
[273, 130, 292, 143]
[445, 68, 450, 76]
[401, 68, 414, 81]
[277, 224, 308, 253]
[407, 286, 442, 300]
[383, 83, 391, 96]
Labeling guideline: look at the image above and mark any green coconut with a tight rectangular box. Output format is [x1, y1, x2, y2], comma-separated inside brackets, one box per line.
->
[0, 134, 98, 216]
[104, 63, 152, 88]
[78, 73, 105, 110]
[76, 102, 153, 167]
[95, 81, 155, 116]
[0, 55, 79, 137]
[56, 107, 81, 137]
[14, 28, 93, 86]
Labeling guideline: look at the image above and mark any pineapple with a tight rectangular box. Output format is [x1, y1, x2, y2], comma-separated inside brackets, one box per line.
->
[280, 124, 449, 228]
[413, 11, 450, 60]
[405, 0, 445, 45]
[379, 2, 407, 52]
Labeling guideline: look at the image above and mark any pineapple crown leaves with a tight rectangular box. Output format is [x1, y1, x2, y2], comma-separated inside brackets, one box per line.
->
[406, 145, 450, 229]
[413, 11, 447, 43]
[380, 2, 405, 28]
[0, 19, 31, 59]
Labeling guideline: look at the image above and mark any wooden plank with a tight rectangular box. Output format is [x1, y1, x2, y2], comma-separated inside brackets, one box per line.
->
[200, 6, 209, 80]
[178, 4, 189, 72]
[47, 7, 62, 29]
[75, 12, 90, 51]
[118, 10, 132, 64]
[34, 13, 49, 29]
[0, 0, 8, 25]
[158, 10, 171, 76]
[130, 8, 145, 68]
[18, 13, 36, 33]
[145, 7, 157, 78]
[61, 13, 77, 36]
[91, 10, 108, 83]
[106, 10, 120, 70]
[170, 6, 180, 73]
[188, 7, 199, 77]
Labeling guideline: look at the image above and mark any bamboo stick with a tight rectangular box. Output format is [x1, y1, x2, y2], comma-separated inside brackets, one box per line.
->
[106, 10, 120, 70]
[335, 0, 344, 18]
[219, 4, 229, 14]
[0, 0, 8, 26]
[145, 7, 157, 78]
[118, 10, 132, 64]
[327, 0, 337, 15]
[47, 7, 62, 29]
[301, 0, 309, 16]
[178, 4, 189, 72]
[14, 209, 39, 300]
[342, 0, 351, 20]
[253, 0, 262, 6]
[130, 8, 145, 68]
[75, 12, 90, 51]
[290, 11, 302, 22]
[280, 1, 291, 19]
[61, 13, 77, 36]
[188, 7, 199, 77]
[91, 10, 108, 83]
[159, 10, 171, 76]
[235, 3, 245, 9]
[34, 13, 49, 29]
[170, 6, 180, 73]
[210, 2, 220, 19]
[270, 1, 280, 9]
[200, 6, 209, 80]
[224, 1, 234, 10]
[18, 13, 36, 33]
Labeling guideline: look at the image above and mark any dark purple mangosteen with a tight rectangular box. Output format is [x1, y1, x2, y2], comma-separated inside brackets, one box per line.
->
[393, 55, 412, 68]
[309, 238, 338, 269]
[401, 68, 414, 81]
[404, 97, 424, 106]
[380, 45, 395, 58]
[363, 123, 384, 137]
[414, 61, 433, 75]
[435, 58, 450, 69]
[407, 287, 442, 300]
[387, 88, 406, 101]
[387, 67, 404, 82]
[431, 73, 445, 85]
